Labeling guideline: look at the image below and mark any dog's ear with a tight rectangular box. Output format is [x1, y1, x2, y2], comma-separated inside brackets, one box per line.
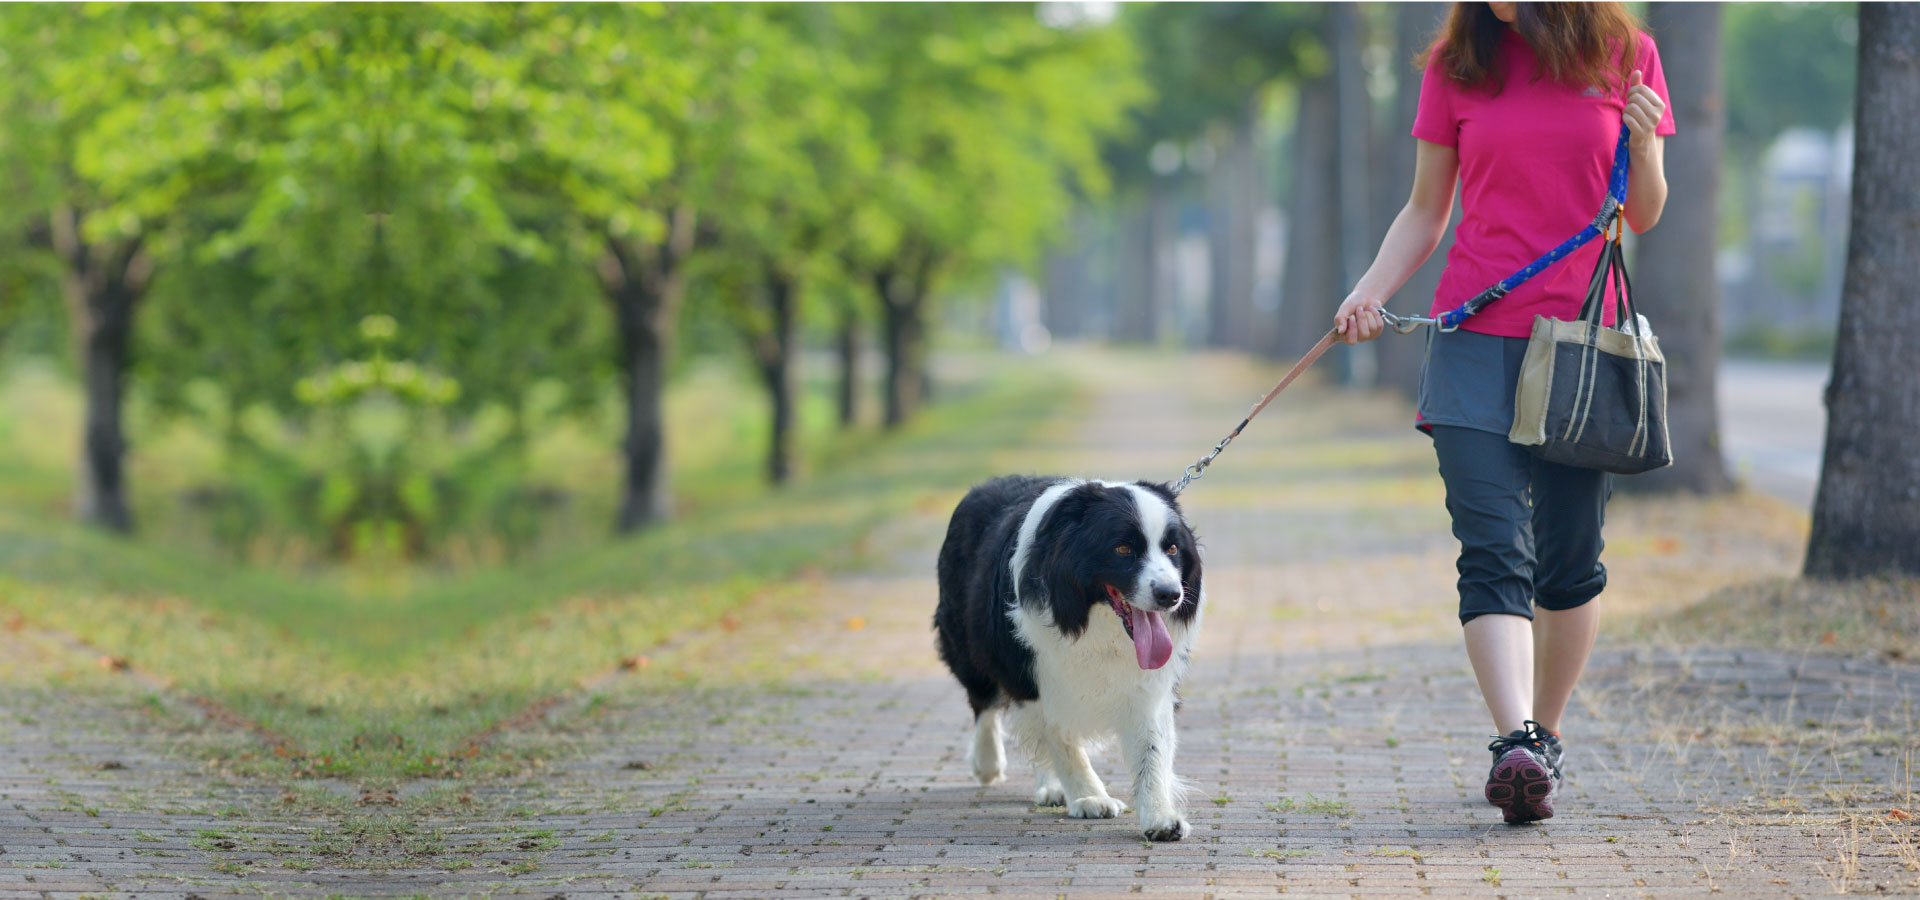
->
[1172, 518, 1203, 623]
[1142, 483, 1204, 624]
[1031, 486, 1099, 637]
[1135, 480, 1179, 504]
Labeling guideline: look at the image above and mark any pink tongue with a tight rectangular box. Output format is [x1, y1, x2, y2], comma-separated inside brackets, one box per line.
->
[1129, 605, 1174, 670]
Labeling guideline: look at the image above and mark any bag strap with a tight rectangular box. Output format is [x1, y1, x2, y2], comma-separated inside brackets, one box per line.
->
[1576, 219, 1617, 323]
[1576, 217, 1638, 328]
[1432, 125, 1633, 331]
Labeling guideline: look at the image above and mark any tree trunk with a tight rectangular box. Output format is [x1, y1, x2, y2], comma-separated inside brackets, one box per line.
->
[1224, 99, 1262, 352]
[1275, 71, 1342, 358]
[1146, 181, 1177, 344]
[836, 302, 859, 429]
[878, 249, 933, 428]
[1332, 2, 1374, 385]
[755, 268, 798, 484]
[1629, 4, 1734, 495]
[1377, 3, 1452, 399]
[50, 206, 148, 533]
[1804, 2, 1920, 579]
[1205, 134, 1238, 349]
[1042, 213, 1093, 342]
[601, 205, 695, 533]
[1112, 208, 1155, 343]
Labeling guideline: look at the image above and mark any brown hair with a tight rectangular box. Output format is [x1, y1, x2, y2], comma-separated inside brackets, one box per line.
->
[1418, 3, 1642, 95]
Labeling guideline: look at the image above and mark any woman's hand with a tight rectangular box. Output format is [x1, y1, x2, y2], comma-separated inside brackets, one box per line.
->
[1333, 293, 1385, 345]
[1623, 69, 1665, 153]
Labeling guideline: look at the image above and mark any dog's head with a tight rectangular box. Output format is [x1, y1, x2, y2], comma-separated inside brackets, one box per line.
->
[1023, 481, 1202, 669]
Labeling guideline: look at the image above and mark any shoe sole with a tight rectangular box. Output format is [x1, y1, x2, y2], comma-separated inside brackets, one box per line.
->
[1486, 748, 1554, 824]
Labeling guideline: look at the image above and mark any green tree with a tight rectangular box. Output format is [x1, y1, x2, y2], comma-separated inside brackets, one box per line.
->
[136, 6, 601, 557]
[1723, 2, 1857, 155]
[1114, 3, 1326, 352]
[1, 4, 277, 532]
[831, 4, 1142, 428]
[691, 5, 875, 483]
[482, 4, 702, 531]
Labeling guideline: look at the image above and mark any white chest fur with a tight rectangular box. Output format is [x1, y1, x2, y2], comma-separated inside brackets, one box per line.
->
[1007, 596, 1201, 741]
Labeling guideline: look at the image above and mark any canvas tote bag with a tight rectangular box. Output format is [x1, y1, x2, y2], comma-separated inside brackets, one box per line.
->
[1507, 218, 1672, 474]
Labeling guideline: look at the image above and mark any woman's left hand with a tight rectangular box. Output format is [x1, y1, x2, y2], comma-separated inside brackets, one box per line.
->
[1624, 69, 1665, 152]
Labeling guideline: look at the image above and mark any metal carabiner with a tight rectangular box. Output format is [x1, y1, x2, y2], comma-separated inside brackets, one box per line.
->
[1378, 309, 1442, 334]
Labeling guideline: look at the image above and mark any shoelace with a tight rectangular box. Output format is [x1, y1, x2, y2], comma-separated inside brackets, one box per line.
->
[1486, 719, 1552, 755]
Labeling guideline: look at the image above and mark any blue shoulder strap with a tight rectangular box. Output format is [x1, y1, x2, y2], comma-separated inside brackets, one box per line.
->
[1425, 125, 1633, 331]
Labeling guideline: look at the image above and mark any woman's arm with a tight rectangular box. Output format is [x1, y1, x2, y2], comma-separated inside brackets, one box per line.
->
[1333, 139, 1459, 344]
[1620, 69, 1669, 233]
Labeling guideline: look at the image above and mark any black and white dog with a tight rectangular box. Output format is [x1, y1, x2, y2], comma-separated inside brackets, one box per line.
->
[934, 475, 1203, 841]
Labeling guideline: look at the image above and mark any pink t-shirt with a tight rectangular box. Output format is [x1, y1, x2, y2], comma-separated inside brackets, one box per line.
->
[1413, 29, 1675, 337]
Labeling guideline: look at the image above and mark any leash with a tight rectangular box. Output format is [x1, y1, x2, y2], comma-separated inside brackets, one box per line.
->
[1169, 328, 1339, 496]
[1169, 125, 1634, 497]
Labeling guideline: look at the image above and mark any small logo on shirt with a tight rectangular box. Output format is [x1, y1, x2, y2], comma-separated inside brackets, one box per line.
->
[1582, 86, 1605, 98]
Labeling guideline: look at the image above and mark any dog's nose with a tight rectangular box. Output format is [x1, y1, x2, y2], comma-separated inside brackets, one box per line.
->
[1151, 585, 1182, 608]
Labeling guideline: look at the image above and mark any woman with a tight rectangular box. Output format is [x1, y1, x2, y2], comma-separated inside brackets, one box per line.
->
[1332, 1, 1672, 825]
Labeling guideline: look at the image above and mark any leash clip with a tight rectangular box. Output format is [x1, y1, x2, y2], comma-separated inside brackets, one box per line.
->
[1379, 309, 1450, 334]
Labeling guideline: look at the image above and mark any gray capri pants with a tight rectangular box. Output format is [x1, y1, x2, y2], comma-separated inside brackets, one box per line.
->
[1417, 329, 1612, 624]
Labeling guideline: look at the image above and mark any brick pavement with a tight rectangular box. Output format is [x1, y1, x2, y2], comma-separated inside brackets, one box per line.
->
[4, 350, 1916, 898]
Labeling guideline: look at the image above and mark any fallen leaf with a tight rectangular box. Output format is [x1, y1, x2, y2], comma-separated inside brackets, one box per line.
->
[721, 614, 741, 632]
[1820, 631, 1838, 645]
[846, 616, 866, 631]
[98, 655, 129, 671]
[4, 614, 24, 632]
[1651, 536, 1682, 555]
[619, 655, 651, 671]
[1889, 808, 1912, 821]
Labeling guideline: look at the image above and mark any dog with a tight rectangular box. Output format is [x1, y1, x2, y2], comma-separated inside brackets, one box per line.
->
[934, 475, 1203, 841]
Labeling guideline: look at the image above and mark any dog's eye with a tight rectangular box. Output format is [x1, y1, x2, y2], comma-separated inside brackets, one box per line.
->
[1165, 544, 1179, 556]
[1114, 544, 1132, 556]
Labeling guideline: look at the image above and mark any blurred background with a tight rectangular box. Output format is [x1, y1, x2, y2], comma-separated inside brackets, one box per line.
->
[0, 2, 1859, 574]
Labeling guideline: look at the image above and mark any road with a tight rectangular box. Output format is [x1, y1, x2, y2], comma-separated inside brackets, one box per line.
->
[1718, 358, 1829, 510]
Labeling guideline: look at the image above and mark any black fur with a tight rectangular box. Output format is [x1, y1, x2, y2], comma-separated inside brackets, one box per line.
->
[934, 476, 1204, 719]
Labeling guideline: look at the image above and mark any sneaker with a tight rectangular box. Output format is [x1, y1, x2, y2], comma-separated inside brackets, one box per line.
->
[1537, 727, 1565, 789]
[1485, 721, 1555, 824]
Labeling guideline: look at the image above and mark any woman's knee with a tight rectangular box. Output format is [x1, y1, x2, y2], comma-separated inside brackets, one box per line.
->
[1535, 564, 1606, 611]
[1458, 582, 1534, 625]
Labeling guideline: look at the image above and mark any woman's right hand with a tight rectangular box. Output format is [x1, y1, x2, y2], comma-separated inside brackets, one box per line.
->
[1333, 293, 1386, 345]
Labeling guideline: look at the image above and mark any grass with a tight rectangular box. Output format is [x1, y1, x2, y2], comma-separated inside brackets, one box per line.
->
[1267, 794, 1354, 817]
[0, 351, 1080, 781]
[1627, 575, 1920, 664]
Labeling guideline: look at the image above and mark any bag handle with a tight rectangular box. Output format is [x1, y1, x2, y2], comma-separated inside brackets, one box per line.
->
[1575, 219, 1639, 330]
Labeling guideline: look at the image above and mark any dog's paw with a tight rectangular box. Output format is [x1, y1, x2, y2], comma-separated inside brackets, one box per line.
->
[1067, 796, 1126, 819]
[1141, 815, 1191, 842]
[1033, 783, 1067, 807]
[967, 744, 1006, 786]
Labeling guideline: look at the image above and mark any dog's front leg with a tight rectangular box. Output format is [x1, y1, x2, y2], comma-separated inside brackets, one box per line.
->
[1034, 731, 1123, 818]
[1124, 701, 1189, 841]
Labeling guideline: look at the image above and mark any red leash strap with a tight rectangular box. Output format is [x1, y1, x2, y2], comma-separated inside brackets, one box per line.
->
[1169, 328, 1340, 496]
